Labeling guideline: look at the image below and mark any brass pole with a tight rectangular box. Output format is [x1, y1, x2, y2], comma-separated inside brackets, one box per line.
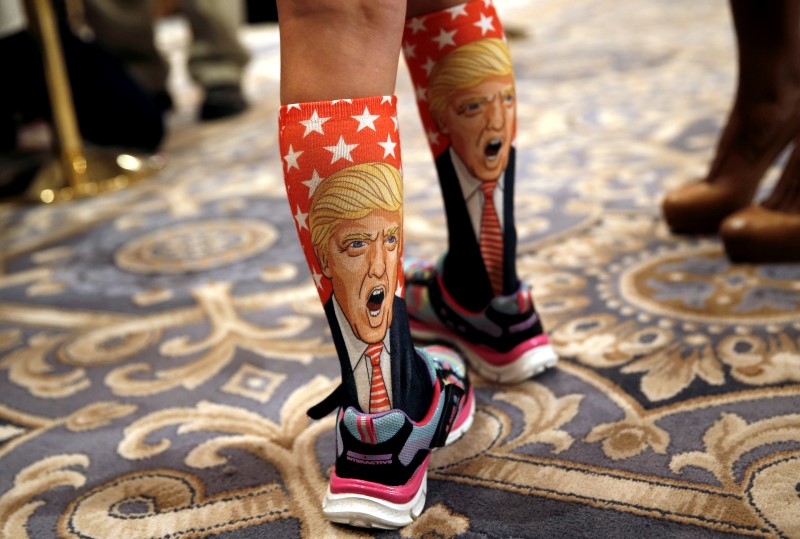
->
[23, 0, 87, 192]
[12, 0, 164, 204]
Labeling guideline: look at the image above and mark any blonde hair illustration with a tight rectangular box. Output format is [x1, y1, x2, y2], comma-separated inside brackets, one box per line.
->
[428, 38, 514, 120]
[309, 162, 403, 268]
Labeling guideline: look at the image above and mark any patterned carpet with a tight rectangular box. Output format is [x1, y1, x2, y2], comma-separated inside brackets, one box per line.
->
[2, 0, 800, 537]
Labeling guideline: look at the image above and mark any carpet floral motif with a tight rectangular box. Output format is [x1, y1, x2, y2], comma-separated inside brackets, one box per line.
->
[1, 1, 799, 537]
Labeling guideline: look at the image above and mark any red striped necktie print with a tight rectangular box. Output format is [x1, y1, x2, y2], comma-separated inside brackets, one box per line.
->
[479, 180, 504, 296]
[366, 343, 391, 413]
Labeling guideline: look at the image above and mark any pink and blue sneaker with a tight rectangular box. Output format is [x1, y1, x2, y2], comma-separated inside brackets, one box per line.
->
[405, 257, 558, 383]
[308, 345, 474, 529]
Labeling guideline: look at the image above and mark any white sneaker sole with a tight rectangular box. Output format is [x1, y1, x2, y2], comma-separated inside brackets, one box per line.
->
[322, 391, 475, 529]
[412, 326, 558, 384]
[322, 474, 428, 529]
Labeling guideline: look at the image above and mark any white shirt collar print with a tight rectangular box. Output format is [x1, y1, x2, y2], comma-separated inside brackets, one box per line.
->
[449, 147, 505, 235]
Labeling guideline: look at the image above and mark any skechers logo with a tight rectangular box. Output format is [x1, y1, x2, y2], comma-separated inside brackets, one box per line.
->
[346, 451, 392, 465]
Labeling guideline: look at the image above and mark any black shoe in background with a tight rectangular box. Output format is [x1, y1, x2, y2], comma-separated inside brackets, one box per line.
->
[199, 85, 247, 121]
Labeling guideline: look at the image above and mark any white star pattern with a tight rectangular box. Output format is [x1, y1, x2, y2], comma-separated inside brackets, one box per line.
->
[474, 13, 495, 35]
[302, 169, 323, 197]
[406, 16, 426, 34]
[299, 109, 330, 137]
[311, 267, 324, 289]
[402, 42, 416, 59]
[331, 99, 353, 105]
[294, 205, 309, 231]
[324, 136, 358, 164]
[422, 57, 436, 76]
[351, 106, 380, 132]
[280, 98, 404, 308]
[286, 103, 301, 111]
[394, 2, 509, 148]
[377, 134, 397, 158]
[445, 4, 468, 19]
[427, 129, 440, 146]
[283, 145, 303, 171]
[396, 282, 403, 297]
[432, 28, 457, 49]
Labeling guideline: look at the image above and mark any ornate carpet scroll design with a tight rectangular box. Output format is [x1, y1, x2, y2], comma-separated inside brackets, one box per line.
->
[1, 0, 799, 537]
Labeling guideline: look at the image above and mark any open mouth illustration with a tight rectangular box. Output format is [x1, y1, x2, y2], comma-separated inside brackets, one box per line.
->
[485, 138, 503, 161]
[367, 287, 385, 317]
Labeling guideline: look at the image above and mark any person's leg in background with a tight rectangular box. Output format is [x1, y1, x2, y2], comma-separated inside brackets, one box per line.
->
[0, 0, 163, 198]
[183, 0, 250, 120]
[718, 1, 800, 262]
[82, 0, 171, 110]
[84, 0, 249, 120]
[276, 0, 473, 529]
[662, 0, 800, 244]
[401, 0, 558, 384]
[2, 1, 164, 154]
[62, 22, 166, 151]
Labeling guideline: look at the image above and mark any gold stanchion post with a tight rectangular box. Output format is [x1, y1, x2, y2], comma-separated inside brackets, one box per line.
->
[21, 0, 164, 204]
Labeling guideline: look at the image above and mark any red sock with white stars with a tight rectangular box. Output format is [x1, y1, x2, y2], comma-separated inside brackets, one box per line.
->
[403, 0, 522, 310]
[279, 96, 431, 418]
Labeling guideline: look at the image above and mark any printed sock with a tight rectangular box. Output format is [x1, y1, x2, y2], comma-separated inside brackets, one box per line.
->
[403, 0, 521, 311]
[279, 96, 433, 420]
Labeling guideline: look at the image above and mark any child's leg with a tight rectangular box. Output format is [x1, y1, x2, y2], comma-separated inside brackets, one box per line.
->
[276, 0, 473, 528]
[401, 0, 557, 383]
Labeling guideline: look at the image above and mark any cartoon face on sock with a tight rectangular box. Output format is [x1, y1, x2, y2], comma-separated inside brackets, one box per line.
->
[438, 74, 515, 181]
[428, 38, 516, 182]
[319, 209, 400, 343]
[309, 162, 404, 345]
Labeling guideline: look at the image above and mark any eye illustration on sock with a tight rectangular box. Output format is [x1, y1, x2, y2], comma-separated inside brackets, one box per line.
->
[404, 0, 519, 307]
[280, 98, 406, 413]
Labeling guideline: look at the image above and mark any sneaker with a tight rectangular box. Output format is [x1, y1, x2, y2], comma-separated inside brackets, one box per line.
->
[405, 256, 558, 383]
[309, 345, 474, 529]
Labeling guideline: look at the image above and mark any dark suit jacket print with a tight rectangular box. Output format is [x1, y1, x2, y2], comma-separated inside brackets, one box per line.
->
[323, 295, 431, 421]
[434, 146, 518, 310]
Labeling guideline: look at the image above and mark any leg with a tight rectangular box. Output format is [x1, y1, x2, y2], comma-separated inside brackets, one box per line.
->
[401, 0, 557, 383]
[663, 0, 800, 234]
[276, 0, 473, 528]
[182, 0, 251, 119]
[62, 22, 165, 151]
[277, 0, 405, 103]
[83, 0, 169, 96]
[1, 13, 164, 152]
